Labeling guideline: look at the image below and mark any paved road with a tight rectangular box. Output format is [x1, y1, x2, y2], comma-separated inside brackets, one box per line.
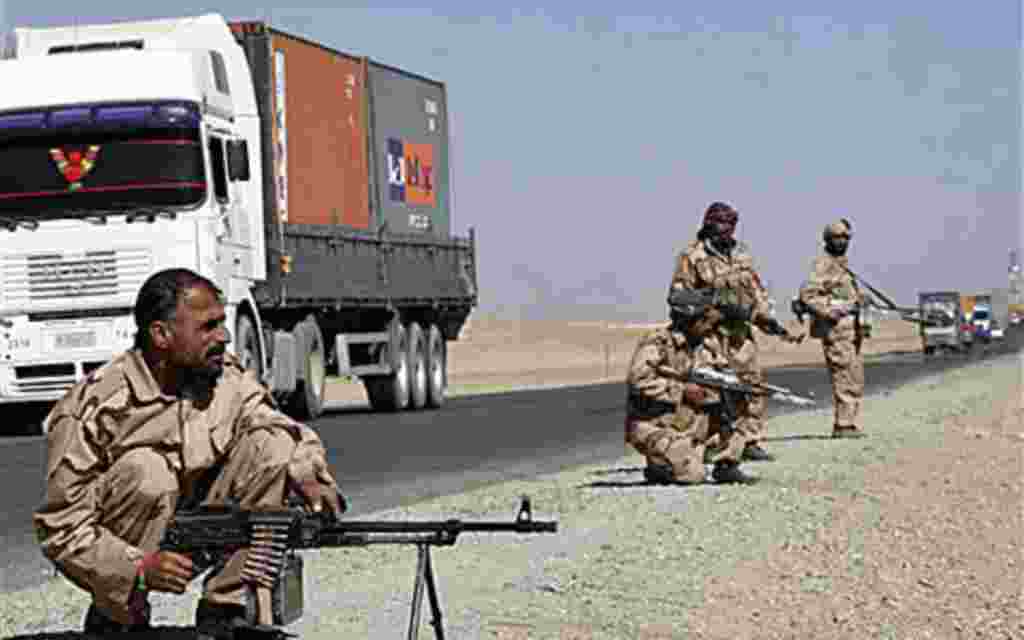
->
[2, 328, 1020, 592]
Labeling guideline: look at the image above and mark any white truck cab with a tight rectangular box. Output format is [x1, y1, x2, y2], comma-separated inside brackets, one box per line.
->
[0, 14, 265, 404]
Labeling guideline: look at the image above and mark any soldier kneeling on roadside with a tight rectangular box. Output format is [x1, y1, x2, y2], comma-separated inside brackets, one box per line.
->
[624, 289, 757, 485]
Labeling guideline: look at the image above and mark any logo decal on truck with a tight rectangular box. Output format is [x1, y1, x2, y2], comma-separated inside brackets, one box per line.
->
[387, 138, 434, 207]
[50, 146, 101, 191]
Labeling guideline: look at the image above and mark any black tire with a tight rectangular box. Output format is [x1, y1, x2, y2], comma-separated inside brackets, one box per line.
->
[12, 403, 50, 436]
[425, 323, 447, 409]
[287, 316, 326, 421]
[407, 322, 428, 410]
[365, 321, 410, 412]
[234, 312, 264, 382]
[923, 346, 935, 357]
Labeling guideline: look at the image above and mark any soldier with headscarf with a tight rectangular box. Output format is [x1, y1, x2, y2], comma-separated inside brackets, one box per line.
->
[669, 202, 802, 462]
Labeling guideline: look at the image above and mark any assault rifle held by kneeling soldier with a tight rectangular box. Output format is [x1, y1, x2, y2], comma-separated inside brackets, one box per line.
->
[656, 365, 816, 435]
[160, 495, 557, 640]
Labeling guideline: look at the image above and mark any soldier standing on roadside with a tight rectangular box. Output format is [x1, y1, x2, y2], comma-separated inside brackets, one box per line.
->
[624, 288, 757, 485]
[669, 201, 802, 463]
[798, 219, 869, 438]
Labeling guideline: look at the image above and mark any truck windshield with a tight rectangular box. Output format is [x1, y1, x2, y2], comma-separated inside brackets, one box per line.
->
[0, 101, 205, 218]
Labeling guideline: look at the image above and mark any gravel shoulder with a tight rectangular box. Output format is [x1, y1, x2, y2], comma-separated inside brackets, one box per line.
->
[2, 351, 1020, 639]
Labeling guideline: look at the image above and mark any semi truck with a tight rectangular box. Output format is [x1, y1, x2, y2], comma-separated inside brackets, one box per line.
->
[0, 14, 478, 432]
[918, 291, 964, 356]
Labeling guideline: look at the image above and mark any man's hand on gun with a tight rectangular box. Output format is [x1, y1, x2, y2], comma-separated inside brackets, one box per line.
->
[137, 550, 195, 594]
[289, 454, 347, 518]
[682, 382, 710, 406]
[762, 316, 805, 345]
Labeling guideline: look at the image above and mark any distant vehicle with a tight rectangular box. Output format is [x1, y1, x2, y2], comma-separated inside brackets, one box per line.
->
[1010, 311, 1022, 326]
[972, 305, 993, 343]
[918, 291, 965, 356]
[990, 319, 1004, 340]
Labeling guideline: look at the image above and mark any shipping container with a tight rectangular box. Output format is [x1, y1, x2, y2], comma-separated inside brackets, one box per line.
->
[367, 61, 451, 237]
[230, 21, 371, 230]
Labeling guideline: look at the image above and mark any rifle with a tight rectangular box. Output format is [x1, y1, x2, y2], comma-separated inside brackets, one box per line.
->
[160, 495, 557, 640]
[841, 266, 925, 319]
[672, 287, 802, 342]
[657, 365, 816, 408]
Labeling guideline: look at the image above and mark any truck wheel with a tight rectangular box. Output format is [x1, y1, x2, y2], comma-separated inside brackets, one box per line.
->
[235, 313, 264, 382]
[426, 323, 447, 408]
[365, 322, 410, 412]
[407, 322, 428, 410]
[288, 316, 326, 421]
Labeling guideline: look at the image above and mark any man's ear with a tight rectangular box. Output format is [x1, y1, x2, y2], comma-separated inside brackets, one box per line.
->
[150, 321, 174, 350]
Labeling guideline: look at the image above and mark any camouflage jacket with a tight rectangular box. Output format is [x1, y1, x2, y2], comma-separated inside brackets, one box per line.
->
[798, 253, 865, 340]
[625, 326, 728, 429]
[670, 238, 774, 337]
[34, 349, 333, 612]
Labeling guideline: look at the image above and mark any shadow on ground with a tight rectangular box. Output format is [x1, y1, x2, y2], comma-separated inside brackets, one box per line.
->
[2, 628, 200, 640]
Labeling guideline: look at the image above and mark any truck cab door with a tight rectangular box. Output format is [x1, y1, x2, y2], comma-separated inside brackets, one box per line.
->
[206, 133, 237, 291]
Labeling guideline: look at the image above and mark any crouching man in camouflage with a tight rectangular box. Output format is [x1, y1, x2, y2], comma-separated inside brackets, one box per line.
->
[798, 219, 869, 438]
[624, 288, 757, 485]
[34, 268, 344, 638]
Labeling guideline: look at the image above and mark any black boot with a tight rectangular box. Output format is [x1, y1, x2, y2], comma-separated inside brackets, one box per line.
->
[711, 461, 758, 485]
[741, 442, 776, 462]
[643, 463, 675, 485]
[196, 599, 251, 640]
[83, 602, 150, 635]
[832, 426, 867, 439]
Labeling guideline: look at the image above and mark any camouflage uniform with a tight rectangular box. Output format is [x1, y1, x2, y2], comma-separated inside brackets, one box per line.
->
[670, 239, 774, 446]
[798, 223, 867, 433]
[34, 350, 337, 625]
[624, 327, 744, 483]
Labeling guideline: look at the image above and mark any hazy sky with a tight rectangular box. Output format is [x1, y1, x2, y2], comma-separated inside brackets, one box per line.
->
[2, 2, 1021, 321]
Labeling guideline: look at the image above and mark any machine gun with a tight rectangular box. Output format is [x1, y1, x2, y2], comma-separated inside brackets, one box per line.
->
[160, 496, 558, 640]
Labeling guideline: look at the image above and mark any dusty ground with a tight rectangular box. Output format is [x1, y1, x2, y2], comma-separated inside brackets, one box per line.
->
[327, 315, 925, 403]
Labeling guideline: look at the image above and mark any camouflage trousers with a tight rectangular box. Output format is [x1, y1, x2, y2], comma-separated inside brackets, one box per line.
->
[822, 335, 864, 429]
[724, 331, 765, 444]
[626, 413, 744, 484]
[91, 429, 296, 622]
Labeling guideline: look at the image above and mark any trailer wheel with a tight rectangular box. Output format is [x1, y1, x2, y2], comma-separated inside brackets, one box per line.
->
[235, 313, 264, 383]
[407, 322, 428, 410]
[426, 323, 447, 409]
[365, 322, 410, 412]
[288, 316, 326, 421]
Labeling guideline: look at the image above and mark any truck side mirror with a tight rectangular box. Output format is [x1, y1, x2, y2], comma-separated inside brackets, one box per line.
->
[227, 139, 251, 182]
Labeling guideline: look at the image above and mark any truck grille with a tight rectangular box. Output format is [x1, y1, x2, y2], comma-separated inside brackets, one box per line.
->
[2, 249, 152, 305]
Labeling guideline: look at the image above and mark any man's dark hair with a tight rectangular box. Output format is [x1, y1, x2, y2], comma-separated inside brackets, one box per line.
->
[133, 269, 222, 350]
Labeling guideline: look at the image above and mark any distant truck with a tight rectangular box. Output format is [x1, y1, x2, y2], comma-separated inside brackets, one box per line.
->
[0, 15, 478, 431]
[972, 290, 1008, 341]
[918, 291, 964, 356]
